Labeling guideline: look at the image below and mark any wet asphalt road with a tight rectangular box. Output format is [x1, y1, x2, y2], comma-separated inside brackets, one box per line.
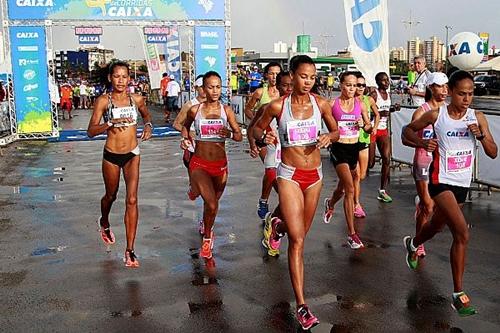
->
[1, 109, 500, 333]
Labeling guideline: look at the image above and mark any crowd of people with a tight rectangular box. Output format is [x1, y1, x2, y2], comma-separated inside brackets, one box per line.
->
[87, 56, 497, 330]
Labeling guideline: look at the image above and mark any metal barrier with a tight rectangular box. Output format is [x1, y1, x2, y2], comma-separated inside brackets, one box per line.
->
[391, 106, 500, 189]
[0, 101, 9, 133]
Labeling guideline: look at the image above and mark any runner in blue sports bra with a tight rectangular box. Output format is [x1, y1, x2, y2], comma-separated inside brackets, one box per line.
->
[87, 61, 152, 268]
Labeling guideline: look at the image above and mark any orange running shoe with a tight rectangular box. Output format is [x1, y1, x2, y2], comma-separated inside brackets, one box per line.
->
[200, 237, 213, 259]
[97, 217, 115, 245]
[124, 249, 140, 268]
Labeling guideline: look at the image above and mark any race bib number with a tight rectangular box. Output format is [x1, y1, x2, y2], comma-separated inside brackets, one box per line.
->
[111, 106, 137, 127]
[445, 149, 473, 173]
[338, 120, 359, 139]
[199, 119, 224, 139]
[286, 119, 318, 146]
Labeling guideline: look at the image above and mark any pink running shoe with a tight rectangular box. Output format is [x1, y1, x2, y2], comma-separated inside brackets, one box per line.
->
[323, 198, 334, 223]
[97, 218, 115, 245]
[296, 304, 319, 330]
[124, 250, 139, 268]
[354, 205, 366, 218]
[269, 217, 283, 251]
[416, 244, 426, 258]
[347, 233, 364, 249]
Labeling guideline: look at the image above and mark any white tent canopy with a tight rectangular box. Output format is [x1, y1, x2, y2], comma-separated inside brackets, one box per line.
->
[473, 56, 500, 71]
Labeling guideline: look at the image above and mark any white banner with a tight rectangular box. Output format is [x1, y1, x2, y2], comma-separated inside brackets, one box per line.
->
[391, 108, 415, 164]
[343, 0, 389, 87]
[476, 114, 500, 187]
[139, 28, 166, 90]
[231, 95, 245, 124]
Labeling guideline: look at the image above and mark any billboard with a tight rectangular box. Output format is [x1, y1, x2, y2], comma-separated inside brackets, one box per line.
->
[7, 0, 225, 21]
[195, 26, 227, 89]
[9, 26, 52, 134]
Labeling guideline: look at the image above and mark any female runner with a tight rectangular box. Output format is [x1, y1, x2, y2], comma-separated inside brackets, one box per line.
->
[181, 71, 242, 259]
[253, 55, 339, 330]
[87, 61, 153, 268]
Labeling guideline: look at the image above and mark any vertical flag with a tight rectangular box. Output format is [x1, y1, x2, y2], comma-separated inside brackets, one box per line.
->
[343, 0, 389, 87]
[195, 26, 227, 90]
[139, 27, 164, 89]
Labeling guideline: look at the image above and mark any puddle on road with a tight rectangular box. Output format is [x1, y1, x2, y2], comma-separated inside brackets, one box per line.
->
[0, 270, 27, 287]
[188, 299, 223, 313]
[31, 245, 67, 257]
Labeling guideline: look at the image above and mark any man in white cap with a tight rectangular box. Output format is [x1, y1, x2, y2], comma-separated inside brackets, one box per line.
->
[165, 74, 181, 123]
[408, 55, 431, 106]
[402, 71, 448, 258]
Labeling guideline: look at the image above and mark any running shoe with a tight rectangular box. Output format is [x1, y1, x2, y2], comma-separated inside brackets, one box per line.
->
[403, 236, 418, 270]
[377, 189, 393, 203]
[124, 250, 139, 268]
[452, 292, 478, 317]
[262, 213, 279, 256]
[269, 217, 284, 251]
[257, 199, 269, 220]
[416, 244, 426, 258]
[296, 304, 319, 330]
[200, 237, 213, 259]
[323, 198, 334, 223]
[354, 205, 366, 218]
[347, 233, 364, 249]
[187, 185, 198, 201]
[97, 217, 115, 245]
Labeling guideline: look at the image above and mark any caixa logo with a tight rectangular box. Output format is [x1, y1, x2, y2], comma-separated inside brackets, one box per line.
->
[447, 131, 470, 138]
[349, 0, 383, 52]
[23, 69, 36, 80]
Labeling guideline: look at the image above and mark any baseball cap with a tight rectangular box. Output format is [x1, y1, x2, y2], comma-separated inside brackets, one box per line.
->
[426, 72, 448, 86]
[169, 74, 175, 79]
[195, 77, 203, 87]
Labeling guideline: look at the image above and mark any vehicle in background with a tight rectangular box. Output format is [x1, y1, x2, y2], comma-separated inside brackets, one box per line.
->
[474, 75, 500, 96]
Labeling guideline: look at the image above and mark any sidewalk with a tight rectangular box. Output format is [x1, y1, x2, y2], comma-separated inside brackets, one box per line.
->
[0, 137, 499, 332]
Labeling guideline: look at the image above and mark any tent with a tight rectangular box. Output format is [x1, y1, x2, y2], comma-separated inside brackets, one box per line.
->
[473, 56, 500, 72]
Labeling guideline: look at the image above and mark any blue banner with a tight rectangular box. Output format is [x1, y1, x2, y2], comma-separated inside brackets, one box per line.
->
[7, 0, 225, 21]
[195, 26, 227, 90]
[163, 26, 181, 83]
[10, 26, 52, 134]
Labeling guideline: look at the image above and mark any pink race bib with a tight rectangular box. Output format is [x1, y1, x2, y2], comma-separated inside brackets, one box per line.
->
[286, 119, 318, 146]
[445, 149, 473, 173]
[199, 119, 224, 139]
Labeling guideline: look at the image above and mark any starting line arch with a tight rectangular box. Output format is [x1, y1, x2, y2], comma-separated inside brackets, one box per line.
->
[0, 0, 231, 145]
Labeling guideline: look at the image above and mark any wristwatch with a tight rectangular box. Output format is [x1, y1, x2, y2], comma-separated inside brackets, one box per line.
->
[107, 121, 113, 127]
[144, 122, 153, 130]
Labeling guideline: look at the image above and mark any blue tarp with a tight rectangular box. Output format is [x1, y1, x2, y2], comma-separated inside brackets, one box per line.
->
[49, 126, 180, 142]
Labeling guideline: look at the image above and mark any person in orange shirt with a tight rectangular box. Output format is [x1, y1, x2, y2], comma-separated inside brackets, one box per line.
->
[60, 83, 73, 119]
[160, 73, 170, 122]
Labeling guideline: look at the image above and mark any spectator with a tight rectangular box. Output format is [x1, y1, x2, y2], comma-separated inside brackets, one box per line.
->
[72, 84, 80, 109]
[408, 55, 431, 107]
[248, 65, 262, 93]
[60, 83, 73, 119]
[0, 81, 6, 102]
[407, 63, 416, 86]
[160, 72, 170, 117]
[79, 81, 89, 109]
[165, 74, 180, 123]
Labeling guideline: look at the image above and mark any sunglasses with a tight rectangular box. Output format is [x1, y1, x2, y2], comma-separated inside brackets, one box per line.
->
[356, 83, 366, 88]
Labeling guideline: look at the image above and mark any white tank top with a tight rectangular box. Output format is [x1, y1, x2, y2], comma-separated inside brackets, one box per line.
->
[278, 94, 322, 148]
[376, 90, 391, 130]
[431, 105, 476, 188]
[194, 103, 228, 143]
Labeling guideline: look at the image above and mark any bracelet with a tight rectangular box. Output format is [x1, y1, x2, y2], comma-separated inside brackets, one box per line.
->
[229, 131, 234, 139]
[107, 121, 113, 127]
[144, 122, 153, 129]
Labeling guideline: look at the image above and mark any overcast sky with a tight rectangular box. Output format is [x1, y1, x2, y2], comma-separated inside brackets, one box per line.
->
[1, 0, 499, 59]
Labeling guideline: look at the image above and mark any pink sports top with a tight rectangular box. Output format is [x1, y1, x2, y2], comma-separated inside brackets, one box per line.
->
[332, 97, 361, 142]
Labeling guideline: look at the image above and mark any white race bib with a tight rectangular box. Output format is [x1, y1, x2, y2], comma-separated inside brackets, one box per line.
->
[111, 106, 137, 127]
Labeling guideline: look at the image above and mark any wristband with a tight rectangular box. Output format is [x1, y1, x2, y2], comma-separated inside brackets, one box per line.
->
[255, 133, 267, 148]
[107, 121, 113, 127]
[229, 131, 234, 139]
[144, 122, 153, 129]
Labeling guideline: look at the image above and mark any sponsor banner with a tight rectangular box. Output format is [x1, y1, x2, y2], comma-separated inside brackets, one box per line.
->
[477, 114, 500, 187]
[163, 26, 181, 82]
[479, 32, 489, 62]
[230, 95, 244, 124]
[7, 0, 225, 21]
[390, 107, 414, 164]
[78, 35, 100, 44]
[140, 28, 165, 90]
[144, 26, 170, 35]
[195, 26, 227, 90]
[146, 35, 167, 44]
[75, 26, 103, 35]
[9, 26, 52, 134]
[343, 0, 389, 87]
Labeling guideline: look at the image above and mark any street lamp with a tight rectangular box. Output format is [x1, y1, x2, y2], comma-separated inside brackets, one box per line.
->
[445, 25, 453, 73]
[402, 11, 421, 62]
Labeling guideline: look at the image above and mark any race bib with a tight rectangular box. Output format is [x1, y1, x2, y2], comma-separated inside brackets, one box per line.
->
[199, 119, 224, 139]
[378, 116, 388, 130]
[445, 149, 473, 173]
[111, 106, 137, 127]
[338, 120, 359, 139]
[286, 119, 318, 146]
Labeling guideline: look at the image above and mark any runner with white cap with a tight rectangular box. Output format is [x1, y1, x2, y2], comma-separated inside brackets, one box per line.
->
[402, 70, 498, 317]
[402, 71, 448, 258]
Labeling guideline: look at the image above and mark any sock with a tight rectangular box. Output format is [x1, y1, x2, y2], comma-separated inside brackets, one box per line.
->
[453, 291, 463, 298]
[259, 198, 268, 204]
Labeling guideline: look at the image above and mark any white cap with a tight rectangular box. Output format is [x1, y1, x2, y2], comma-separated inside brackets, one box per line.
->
[426, 72, 448, 86]
[195, 77, 203, 87]
[169, 74, 175, 79]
